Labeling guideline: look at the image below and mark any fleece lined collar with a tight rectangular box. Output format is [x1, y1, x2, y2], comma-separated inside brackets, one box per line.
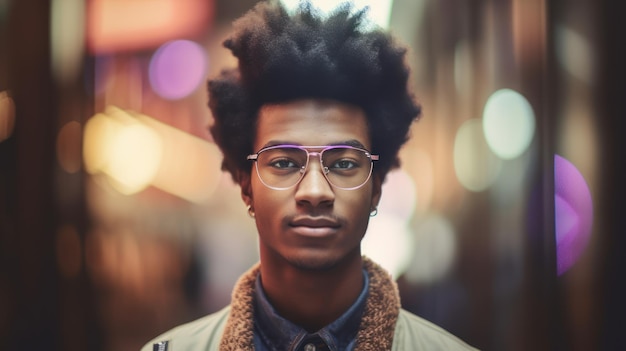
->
[219, 257, 401, 351]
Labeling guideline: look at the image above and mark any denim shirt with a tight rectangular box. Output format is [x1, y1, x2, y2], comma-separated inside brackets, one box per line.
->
[252, 270, 369, 351]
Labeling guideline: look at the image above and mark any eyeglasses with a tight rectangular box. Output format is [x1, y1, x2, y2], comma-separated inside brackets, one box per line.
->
[247, 144, 379, 190]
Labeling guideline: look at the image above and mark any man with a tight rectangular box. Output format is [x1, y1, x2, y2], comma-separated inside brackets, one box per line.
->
[143, 1, 477, 350]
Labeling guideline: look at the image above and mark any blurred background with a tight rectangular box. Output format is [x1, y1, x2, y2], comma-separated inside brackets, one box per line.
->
[0, 0, 624, 350]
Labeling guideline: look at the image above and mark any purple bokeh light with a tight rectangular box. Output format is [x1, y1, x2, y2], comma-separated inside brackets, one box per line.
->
[149, 40, 207, 100]
[554, 154, 593, 276]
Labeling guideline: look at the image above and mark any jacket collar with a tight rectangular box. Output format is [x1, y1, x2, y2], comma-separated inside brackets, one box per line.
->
[219, 257, 401, 351]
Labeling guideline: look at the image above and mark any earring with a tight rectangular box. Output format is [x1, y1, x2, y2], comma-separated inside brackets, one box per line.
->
[247, 205, 255, 218]
[369, 208, 378, 217]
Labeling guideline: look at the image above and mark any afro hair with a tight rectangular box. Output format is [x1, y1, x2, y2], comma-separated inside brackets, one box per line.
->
[208, 0, 421, 182]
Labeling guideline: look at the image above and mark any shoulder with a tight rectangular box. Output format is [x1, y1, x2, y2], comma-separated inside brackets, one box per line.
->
[392, 309, 479, 351]
[140, 306, 230, 351]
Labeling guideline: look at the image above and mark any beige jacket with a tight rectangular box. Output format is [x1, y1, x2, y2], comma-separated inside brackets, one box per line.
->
[142, 258, 478, 351]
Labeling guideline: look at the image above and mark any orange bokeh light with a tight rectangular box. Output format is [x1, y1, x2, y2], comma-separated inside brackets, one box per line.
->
[87, 0, 214, 54]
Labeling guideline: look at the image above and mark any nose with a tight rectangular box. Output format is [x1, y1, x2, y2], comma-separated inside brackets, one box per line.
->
[294, 155, 335, 208]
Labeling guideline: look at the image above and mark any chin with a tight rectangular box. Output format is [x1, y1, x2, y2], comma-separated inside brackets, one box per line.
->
[286, 250, 359, 272]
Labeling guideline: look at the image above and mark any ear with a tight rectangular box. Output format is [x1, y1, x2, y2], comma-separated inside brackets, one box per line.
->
[371, 172, 383, 210]
[239, 172, 253, 207]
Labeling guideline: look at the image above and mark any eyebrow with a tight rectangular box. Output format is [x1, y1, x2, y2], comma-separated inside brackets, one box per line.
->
[260, 139, 368, 150]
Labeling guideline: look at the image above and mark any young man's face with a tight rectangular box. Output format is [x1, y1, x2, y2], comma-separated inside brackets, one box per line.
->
[241, 99, 382, 271]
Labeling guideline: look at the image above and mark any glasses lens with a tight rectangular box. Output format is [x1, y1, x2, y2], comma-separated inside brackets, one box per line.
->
[254, 146, 374, 190]
[256, 147, 308, 188]
[322, 147, 373, 189]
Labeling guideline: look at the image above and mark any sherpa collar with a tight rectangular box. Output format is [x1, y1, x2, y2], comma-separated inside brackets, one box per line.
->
[218, 257, 401, 351]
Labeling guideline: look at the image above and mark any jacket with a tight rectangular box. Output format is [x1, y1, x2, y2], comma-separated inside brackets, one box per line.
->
[142, 257, 478, 350]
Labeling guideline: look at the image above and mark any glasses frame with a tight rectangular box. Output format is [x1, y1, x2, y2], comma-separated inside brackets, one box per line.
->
[247, 144, 379, 190]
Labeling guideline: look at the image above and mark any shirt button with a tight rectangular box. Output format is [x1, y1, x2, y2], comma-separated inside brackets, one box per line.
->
[304, 343, 316, 351]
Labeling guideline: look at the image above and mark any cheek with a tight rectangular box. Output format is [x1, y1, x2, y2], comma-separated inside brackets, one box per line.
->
[250, 181, 288, 220]
[344, 188, 375, 219]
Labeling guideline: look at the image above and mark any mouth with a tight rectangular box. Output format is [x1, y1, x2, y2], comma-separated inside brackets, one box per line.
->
[288, 217, 341, 237]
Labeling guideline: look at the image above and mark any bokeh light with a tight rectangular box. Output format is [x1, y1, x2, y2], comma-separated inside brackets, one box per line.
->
[83, 112, 116, 174]
[87, 0, 213, 53]
[482, 88, 536, 160]
[409, 149, 435, 213]
[454, 41, 473, 95]
[404, 214, 457, 284]
[0, 91, 15, 142]
[555, 25, 593, 84]
[362, 214, 414, 279]
[84, 107, 222, 202]
[51, 0, 85, 84]
[554, 154, 593, 276]
[280, 0, 393, 29]
[454, 118, 503, 192]
[362, 168, 417, 278]
[378, 169, 416, 221]
[105, 122, 163, 194]
[83, 108, 163, 195]
[134, 113, 223, 203]
[149, 40, 207, 100]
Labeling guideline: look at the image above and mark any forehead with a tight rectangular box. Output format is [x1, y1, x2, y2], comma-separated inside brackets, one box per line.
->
[255, 99, 371, 150]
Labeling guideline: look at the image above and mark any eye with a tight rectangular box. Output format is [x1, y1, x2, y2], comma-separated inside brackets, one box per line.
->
[329, 159, 359, 170]
[269, 158, 301, 169]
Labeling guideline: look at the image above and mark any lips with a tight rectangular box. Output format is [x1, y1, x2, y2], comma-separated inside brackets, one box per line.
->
[288, 217, 340, 237]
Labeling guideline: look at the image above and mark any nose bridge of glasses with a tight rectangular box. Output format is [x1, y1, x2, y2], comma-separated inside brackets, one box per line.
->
[302, 150, 330, 176]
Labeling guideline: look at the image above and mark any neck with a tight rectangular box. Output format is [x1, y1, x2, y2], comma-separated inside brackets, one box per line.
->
[259, 250, 364, 332]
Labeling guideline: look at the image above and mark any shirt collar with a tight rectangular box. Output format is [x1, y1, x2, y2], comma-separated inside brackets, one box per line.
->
[253, 270, 369, 351]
